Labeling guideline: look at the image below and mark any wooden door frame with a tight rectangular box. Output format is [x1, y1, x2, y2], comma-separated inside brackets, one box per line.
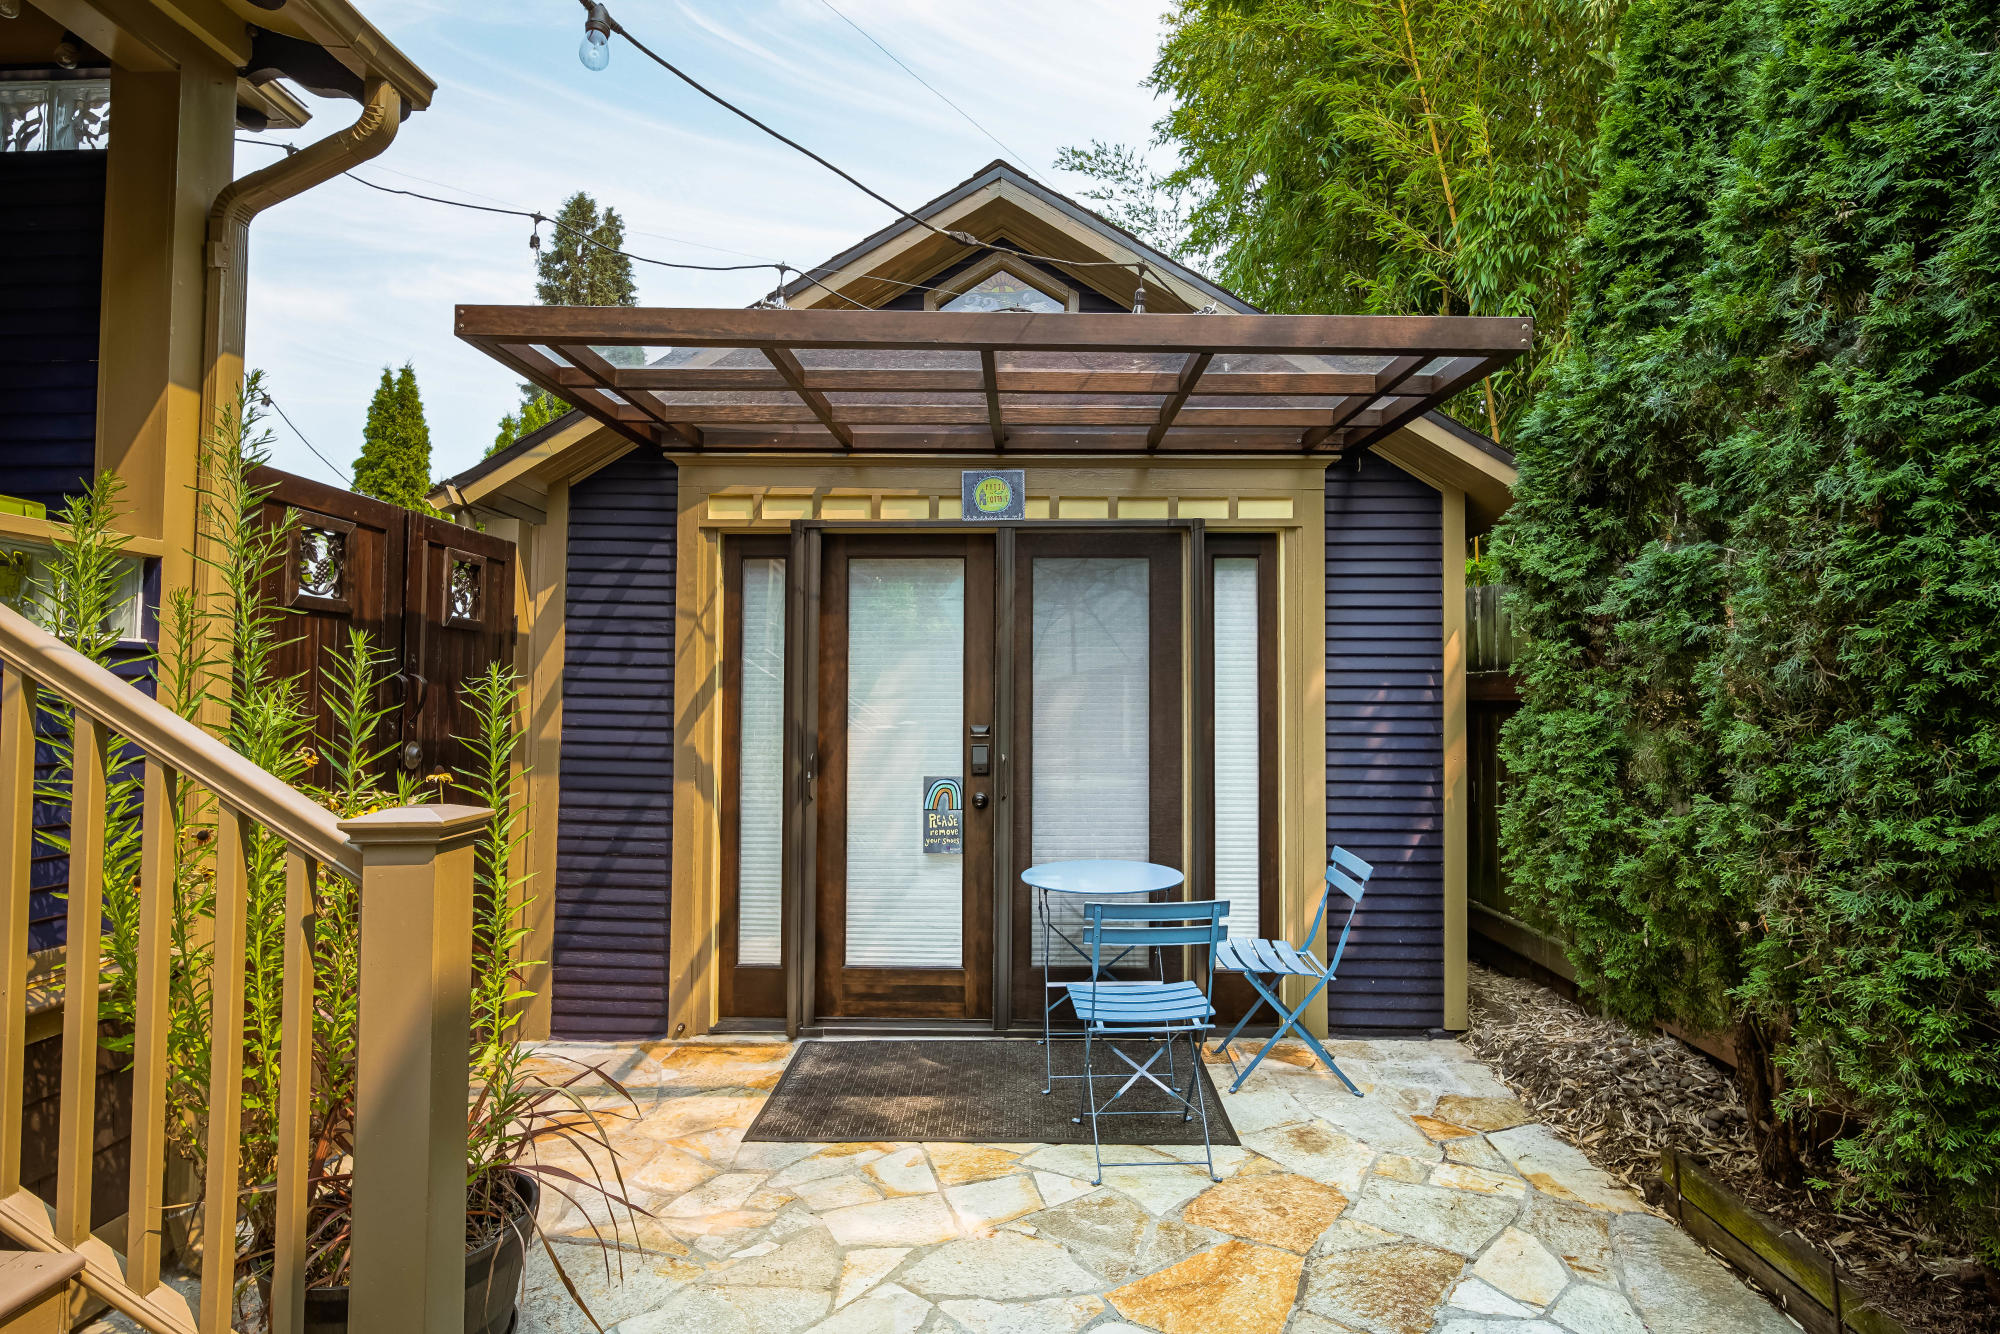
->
[810, 532, 997, 1021]
[1204, 533, 1280, 1018]
[1006, 528, 1188, 1015]
[720, 535, 790, 1019]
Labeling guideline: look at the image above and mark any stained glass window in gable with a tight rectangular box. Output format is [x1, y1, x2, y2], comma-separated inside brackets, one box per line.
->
[940, 270, 1065, 314]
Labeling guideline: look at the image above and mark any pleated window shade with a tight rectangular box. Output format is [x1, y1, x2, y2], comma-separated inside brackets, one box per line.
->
[1030, 558, 1151, 954]
[1212, 558, 1261, 938]
[845, 559, 965, 968]
[736, 558, 786, 967]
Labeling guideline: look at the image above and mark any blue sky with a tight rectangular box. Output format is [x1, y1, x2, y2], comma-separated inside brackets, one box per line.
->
[241, 1, 1176, 486]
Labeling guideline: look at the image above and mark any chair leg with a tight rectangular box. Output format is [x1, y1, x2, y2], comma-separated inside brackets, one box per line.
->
[1234, 974, 1362, 1097]
[1226, 971, 1295, 1092]
[1168, 1032, 1184, 1120]
[1189, 1028, 1219, 1181]
[1083, 1027, 1103, 1186]
[1284, 980, 1360, 1097]
[1215, 983, 1268, 1058]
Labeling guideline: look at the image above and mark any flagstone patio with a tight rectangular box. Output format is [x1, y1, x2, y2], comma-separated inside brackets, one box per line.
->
[517, 1036, 1794, 1334]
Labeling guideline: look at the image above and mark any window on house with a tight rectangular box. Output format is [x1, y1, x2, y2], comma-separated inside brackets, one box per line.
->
[940, 271, 1066, 314]
[0, 538, 145, 642]
[1, 78, 110, 153]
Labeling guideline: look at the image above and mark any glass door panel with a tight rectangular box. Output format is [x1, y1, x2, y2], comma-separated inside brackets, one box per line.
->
[1029, 557, 1150, 953]
[845, 558, 965, 967]
[1212, 557, 1261, 939]
[813, 535, 995, 1020]
[722, 539, 790, 1019]
[1010, 532, 1183, 1009]
[1206, 536, 1279, 1021]
[738, 558, 787, 964]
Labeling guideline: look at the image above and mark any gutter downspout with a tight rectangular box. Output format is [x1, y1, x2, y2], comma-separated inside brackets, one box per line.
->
[175, 77, 399, 720]
[200, 76, 403, 445]
[188, 77, 401, 655]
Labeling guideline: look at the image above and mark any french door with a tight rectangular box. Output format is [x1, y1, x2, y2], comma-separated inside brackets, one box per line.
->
[719, 525, 1198, 1030]
[812, 535, 996, 1019]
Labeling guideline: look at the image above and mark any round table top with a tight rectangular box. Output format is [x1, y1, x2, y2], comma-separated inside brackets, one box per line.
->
[1020, 860, 1184, 895]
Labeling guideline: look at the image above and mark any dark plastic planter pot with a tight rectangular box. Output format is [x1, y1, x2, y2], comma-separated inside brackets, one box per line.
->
[300, 1170, 538, 1334]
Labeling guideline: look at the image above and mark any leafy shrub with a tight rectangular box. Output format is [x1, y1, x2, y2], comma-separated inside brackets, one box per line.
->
[1496, 0, 2000, 1262]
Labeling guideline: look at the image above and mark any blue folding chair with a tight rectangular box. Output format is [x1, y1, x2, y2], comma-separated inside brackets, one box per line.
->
[1212, 846, 1372, 1094]
[1065, 899, 1230, 1185]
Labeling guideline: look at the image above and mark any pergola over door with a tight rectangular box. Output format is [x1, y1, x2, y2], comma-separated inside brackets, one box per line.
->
[454, 308, 1530, 461]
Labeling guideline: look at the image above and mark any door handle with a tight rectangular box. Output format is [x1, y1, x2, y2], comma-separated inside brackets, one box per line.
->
[972, 791, 988, 810]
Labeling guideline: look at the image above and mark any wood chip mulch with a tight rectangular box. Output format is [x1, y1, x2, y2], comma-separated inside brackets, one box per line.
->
[1462, 964, 1999, 1334]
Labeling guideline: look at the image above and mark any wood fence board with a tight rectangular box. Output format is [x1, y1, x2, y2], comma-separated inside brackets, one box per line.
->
[1661, 1149, 1910, 1334]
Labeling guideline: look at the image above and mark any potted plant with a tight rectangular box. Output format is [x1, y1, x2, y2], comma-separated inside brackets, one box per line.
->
[277, 659, 646, 1333]
[293, 1045, 644, 1334]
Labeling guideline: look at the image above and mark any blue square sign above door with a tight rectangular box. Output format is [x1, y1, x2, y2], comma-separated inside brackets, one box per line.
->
[961, 470, 1026, 521]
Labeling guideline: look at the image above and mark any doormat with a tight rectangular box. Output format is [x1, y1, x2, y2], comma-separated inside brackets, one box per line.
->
[742, 1039, 1239, 1146]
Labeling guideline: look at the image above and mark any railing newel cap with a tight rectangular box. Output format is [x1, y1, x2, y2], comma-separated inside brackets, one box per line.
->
[339, 803, 493, 849]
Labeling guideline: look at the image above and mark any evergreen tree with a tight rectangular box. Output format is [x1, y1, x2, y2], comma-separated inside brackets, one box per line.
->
[352, 363, 433, 510]
[1496, 0, 2000, 1263]
[535, 192, 635, 307]
[489, 386, 568, 457]
[491, 192, 640, 455]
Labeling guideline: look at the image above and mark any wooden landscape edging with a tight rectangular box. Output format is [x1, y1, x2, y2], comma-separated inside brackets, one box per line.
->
[1470, 902, 1740, 1067]
[1659, 1149, 1909, 1334]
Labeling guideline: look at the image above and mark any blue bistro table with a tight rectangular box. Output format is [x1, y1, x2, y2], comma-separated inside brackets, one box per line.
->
[1021, 859, 1185, 1093]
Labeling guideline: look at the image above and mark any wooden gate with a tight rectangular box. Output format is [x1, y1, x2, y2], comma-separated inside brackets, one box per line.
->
[253, 468, 516, 791]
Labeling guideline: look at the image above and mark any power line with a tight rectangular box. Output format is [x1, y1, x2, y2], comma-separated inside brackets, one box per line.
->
[590, 5, 978, 252]
[235, 137, 784, 277]
[586, 8, 1160, 290]
[814, 0, 1046, 185]
[256, 388, 352, 486]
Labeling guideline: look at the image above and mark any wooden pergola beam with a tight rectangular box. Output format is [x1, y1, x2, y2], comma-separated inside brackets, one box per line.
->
[763, 345, 854, 450]
[557, 345, 702, 449]
[458, 306, 1534, 358]
[555, 366, 1432, 397]
[1335, 355, 1498, 456]
[457, 306, 1534, 459]
[1147, 351, 1214, 452]
[1301, 355, 1426, 452]
[979, 350, 1005, 451]
[470, 336, 653, 449]
[578, 402, 1388, 428]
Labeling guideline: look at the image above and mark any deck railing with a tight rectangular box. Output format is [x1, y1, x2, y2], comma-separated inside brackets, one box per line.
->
[0, 601, 488, 1333]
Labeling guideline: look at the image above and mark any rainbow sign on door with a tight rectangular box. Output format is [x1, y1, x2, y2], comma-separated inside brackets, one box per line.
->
[922, 776, 963, 854]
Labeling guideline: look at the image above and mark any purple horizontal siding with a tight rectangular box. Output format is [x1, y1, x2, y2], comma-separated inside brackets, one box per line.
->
[1326, 454, 1446, 1031]
[555, 450, 677, 1038]
[0, 152, 104, 513]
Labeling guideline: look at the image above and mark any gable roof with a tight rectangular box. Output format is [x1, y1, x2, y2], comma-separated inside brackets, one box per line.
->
[779, 160, 1249, 314]
[435, 160, 1518, 514]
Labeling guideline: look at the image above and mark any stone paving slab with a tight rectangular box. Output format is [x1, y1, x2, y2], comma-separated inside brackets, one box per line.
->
[510, 1037, 1787, 1334]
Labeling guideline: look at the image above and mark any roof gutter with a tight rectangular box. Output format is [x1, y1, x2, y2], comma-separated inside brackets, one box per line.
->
[199, 76, 402, 484]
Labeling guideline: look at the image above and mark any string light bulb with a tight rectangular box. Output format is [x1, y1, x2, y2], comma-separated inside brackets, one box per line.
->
[53, 31, 81, 69]
[0, 2, 22, 21]
[579, 3, 612, 71]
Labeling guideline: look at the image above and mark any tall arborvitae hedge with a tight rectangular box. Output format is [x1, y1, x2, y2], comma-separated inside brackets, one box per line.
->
[1496, 0, 2000, 1261]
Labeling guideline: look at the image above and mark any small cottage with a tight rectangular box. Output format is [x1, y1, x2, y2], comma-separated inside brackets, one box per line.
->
[434, 162, 1524, 1043]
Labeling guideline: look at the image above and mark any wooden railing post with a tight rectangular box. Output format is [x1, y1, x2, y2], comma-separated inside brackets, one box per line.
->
[0, 669, 37, 1201]
[342, 804, 490, 1334]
